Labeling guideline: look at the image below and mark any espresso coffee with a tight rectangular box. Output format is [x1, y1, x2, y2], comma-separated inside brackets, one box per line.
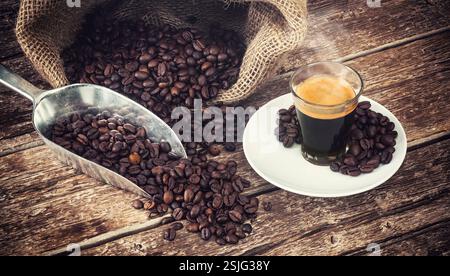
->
[294, 74, 358, 165]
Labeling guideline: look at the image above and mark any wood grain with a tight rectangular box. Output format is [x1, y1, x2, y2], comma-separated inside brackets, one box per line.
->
[0, 145, 155, 256]
[275, 0, 450, 74]
[83, 139, 450, 256]
[0, 56, 49, 141]
[1, 29, 450, 256]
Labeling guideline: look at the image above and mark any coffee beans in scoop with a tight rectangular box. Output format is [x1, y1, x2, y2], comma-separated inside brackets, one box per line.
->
[275, 101, 397, 176]
[49, 108, 259, 245]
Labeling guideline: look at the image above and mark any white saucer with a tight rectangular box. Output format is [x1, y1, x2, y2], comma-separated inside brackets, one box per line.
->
[243, 94, 407, 198]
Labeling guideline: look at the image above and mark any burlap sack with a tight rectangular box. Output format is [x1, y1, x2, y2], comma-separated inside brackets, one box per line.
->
[16, 0, 307, 104]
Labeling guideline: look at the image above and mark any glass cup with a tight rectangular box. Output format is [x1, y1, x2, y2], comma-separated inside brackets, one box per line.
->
[290, 62, 363, 165]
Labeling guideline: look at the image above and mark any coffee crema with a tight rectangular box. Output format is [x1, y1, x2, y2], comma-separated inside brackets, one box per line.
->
[294, 75, 357, 120]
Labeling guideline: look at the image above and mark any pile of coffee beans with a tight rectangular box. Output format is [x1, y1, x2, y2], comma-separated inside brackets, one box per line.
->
[59, 17, 260, 245]
[49, 109, 259, 245]
[275, 101, 397, 176]
[62, 20, 245, 124]
[275, 105, 302, 147]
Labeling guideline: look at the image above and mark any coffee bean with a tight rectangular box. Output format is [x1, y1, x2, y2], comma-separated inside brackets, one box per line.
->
[172, 208, 184, 220]
[201, 227, 211, 241]
[163, 190, 174, 204]
[186, 223, 200, 233]
[215, 238, 227, 245]
[132, 199, 144, 209]
[172, 222, 184, 231]
[263, 201, 272, 211]
[160, 141, 171, 153]
[330, 161, 341, 172]
[225, 234, 238, 244]
[163, 227, 176, 241]
[224, 143, 236, 152]
[128, 152, 141, 165]
[228, 210, 242, 223]
[343, 155, 357, 167]
[184, 188, 194, 203]
[242, 223, 252, 234]
[381, 134, 395, 146]
[208, 144, 221, 156]
[358, 101, 371, 110]
[134, 71, 149, 81]
[61, 21, 256, 246]
[190, 205, 201, 218]
[348, 167, 361, 177]
[161, 217, 175, 225]
[360, 164, 374, 173]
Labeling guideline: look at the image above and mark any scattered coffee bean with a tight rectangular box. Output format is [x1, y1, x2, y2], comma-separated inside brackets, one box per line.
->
[132, 199, 144, 209]
[163, 227, 176, 241]
[172, 222, 184, 231]
[208, 144, 221, 156]
[262, 201, 272, 211]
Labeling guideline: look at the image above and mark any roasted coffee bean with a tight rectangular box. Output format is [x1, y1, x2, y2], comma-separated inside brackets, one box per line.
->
[330, 161, 341, 172]
[161, 217, 175, 225]
[208, 144, 221, 156]
[348, 167, 361, 177]
[276, 100, 397, 176]
[381, 134, 395, 146]
[242, 223, 252, 234]
[224, 143, 236, 152]
[132, 199, 144, 209]
[263, 201, 272, 211]
[163, 227, 176, 241]
[172, 207, 184, 220]
[157, 142, 170, 153]
[360, 164, 375, 173]
[163, 190, 174, 204]
[215, 238, 227, 245]
[143, 200, 156, 210]
[343, 155, 358, 167]
[186, 223, 200, 233]
[200, 227, 212, 241]
[381, 151, 393, 164]
[184, 188, 195, 203]
[128, 152, 141, 165]
[171, 222, 184, 231]
[228, 210, 242, 223]
[190, 205, 201, 218]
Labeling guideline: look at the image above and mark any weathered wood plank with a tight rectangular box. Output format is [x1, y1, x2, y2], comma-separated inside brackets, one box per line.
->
[0, 146, 151, 256]
[0, 56, 49, 141]
[1, 30, 450, 255]
[276, 0, 450, 74]
[0, 0, 22, 60]
[83, 139, 450, 256]
[359, 220, 450, 256]
[0, 132, 43, 157]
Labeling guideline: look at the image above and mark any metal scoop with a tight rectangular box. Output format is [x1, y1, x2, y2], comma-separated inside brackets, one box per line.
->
[0, 64, 186, 198]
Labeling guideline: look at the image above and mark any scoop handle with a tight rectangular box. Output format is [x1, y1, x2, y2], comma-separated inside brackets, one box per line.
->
[0, 64, 43, 104]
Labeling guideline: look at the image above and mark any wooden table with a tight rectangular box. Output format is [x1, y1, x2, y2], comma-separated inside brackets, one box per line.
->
[1, 0, 449, 256]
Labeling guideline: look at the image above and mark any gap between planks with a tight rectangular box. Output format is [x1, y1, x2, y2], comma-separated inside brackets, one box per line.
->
[342, 218, 450, 256]
[2, 25, 450, 158]
[45, 133, 450, 256]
